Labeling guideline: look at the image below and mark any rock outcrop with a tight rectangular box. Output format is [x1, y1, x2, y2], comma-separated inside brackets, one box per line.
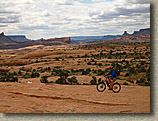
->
[132, 28, 150, 35]
[122, 28, 150, 36]
[0, 32, 17, 44]
[122, 31, 130, 36]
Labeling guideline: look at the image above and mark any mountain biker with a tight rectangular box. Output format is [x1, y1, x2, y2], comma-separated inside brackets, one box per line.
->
[104, 66, 117, 90]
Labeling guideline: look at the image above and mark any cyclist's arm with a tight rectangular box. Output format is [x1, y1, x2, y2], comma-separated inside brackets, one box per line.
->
[104, 72, 110, 77]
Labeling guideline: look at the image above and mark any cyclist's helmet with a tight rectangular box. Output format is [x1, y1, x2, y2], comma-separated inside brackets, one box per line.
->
[109, 66, 113, 69]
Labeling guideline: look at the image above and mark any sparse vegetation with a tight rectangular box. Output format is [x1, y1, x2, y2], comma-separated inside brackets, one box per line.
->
[90, 76, 97, 85]
[40, 76, 48, 83]
[0, 42, 150, 86]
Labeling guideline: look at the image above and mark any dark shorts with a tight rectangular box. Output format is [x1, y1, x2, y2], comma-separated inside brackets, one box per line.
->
[111, 77, 117, 82]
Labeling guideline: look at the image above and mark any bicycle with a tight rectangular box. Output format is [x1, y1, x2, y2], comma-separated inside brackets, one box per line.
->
[96, 77, 121, 93]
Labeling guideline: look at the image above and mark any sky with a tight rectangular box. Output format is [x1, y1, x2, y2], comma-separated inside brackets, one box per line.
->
[0, 0, 150, 39]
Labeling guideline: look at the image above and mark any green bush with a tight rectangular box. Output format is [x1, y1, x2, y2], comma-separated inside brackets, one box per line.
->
[68, 76, 78, 85]
[98, 78, 102, 83]
[55, 71, 69, 84]
[40, 76, 48, 83]
[123, 81, 128, 85]
[90, 76, 97, 85]
[125, 73, 129, 77]
[0, 75, 18, 82]
[82, 83, 89, 85]
[31, 72, 40, 78]
[87, 62, 91, 65]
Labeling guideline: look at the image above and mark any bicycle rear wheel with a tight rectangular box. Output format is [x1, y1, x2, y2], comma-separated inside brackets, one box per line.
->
[112, 82, 121, 93]
[97, 82, 106, 92]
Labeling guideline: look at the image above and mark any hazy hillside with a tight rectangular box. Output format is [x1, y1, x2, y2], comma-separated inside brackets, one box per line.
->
[71, 35, 121, 43]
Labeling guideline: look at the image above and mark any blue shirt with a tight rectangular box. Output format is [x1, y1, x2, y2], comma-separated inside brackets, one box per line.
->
[105, 70, 117, 78]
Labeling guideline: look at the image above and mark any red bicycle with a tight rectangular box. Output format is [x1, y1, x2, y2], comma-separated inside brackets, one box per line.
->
[96, 77, 121, 93]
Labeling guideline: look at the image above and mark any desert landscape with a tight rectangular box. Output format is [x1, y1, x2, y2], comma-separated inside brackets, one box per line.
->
[0, 30, 150, 113]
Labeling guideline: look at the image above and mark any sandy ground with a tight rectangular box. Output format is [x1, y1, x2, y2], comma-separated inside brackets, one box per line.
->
[0, 82, 150, 113]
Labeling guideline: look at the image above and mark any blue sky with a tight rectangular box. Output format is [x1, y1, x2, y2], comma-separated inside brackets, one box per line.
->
[0, 0, 150, 39]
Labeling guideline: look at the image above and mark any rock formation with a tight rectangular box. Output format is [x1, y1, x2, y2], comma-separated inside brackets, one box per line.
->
[122, 28, 150, 36]
[122, 31, 130, 36]
[0, 32, 17, 44]
[132, 28, 150, 35]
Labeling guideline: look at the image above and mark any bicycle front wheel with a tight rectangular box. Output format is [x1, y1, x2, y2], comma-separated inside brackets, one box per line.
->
[112, 82, 121, 93]
[97, 82, 106, 92]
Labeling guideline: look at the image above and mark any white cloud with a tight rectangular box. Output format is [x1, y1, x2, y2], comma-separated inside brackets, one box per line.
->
[41, 9, 52, 16]
[0, 0, 150, 39]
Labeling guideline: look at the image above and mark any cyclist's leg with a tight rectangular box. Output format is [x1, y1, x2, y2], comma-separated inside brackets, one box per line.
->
[108, 77, 113, 89]
[110, 77, 117, 89]
[113, 77, 117, 82]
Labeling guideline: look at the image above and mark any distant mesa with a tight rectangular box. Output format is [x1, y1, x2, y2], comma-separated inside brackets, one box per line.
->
[132, 28, 150, 35]
[0, 32, 71, 49]
[7, 35, 31, 42]
[0, 28, 150, 49]
[122, 28, 150, 36]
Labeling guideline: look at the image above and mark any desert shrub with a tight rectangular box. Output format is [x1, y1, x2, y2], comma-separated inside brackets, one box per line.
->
[56, 71, 69, 84]
[125, 73, 129, 77]
[127, 80, 134, 83]
[128, 67, 137, 74]
[123, 81, 128, 85]
[98, 78, 102, 83]
[91, 59, 95, 62]
[0, 75, 18, 82]
[82, 83, 89, 85]
[122, 51, 126, 55]
[33, 69, 36, 72]
[40, 76, 48, 83]
[146, 67, 150, 81]
[87, 62, 91, 65]
[94, 61, 97, 65]
[97, 69, 105, 75]
[0, 78, 5, 82]
[81, 68, 91, 75]
[13, 71, 17, 75]
[109, 50, 113, 55]
[138, 66, 146, 73]
[23, 73, 30, 79]
[145, 81, 150, 86]
[55, 57, 60, 61]
[98, 63, 102, 67]
[68, 76, 78, 85]
[139, 78, 145, 83]
[48, 67, 51, 71]
[90, 76, 97, 85]
[92, 69, 97, 74]
[31, 72, 40, 78]
[11, 77, 18, 82]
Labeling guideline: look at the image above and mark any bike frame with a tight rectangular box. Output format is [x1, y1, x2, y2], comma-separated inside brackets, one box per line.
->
[104, 77, 111, 87]
[104, 77, 117, 89]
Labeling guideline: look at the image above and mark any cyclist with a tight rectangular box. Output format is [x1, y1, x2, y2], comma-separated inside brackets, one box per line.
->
[104, 66, 117, 90]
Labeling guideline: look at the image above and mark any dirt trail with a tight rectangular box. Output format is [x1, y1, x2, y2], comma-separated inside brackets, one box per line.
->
[0, 83, 150, 113]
